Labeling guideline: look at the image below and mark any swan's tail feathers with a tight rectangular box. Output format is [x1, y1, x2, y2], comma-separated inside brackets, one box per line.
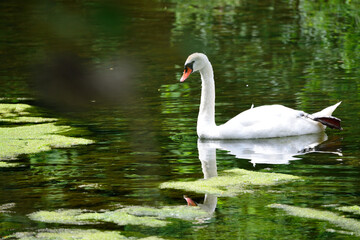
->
[312, 102, 342, 130]
[313, 116, 342, 130]
[312, 101, 341, 118]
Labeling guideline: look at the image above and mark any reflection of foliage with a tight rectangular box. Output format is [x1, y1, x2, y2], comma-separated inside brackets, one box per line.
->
[297, 0, 360, 114]
[168, 0, 360, 113]
[300, 0, 360, 70]
[168, 0, 241, 51]
[160, 82, 197, 142]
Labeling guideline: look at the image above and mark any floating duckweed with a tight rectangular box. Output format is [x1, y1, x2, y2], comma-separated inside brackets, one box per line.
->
[77, 210, 168, 227]
[28, 208, 168, 227]
[0, 103, 93, 160]
[337, 205, 360, 215]
[0, 123, 94, 159]
[160, 168, 300, 196]
[28, 209, 94, 225]
[77, 183, 103, 190]
[121, 205, 210, 220]
[0, 103, 32, 117]
[0, 203, 15, 213]
[12, 228, 127, 240]
[0, 116, 57, 123]
[27, 205, 210, 228]
[11, 229, 166, 240]
[0, 161, 19, 167]
[0, 103, 56, 123]
[269, 204, 360, 236]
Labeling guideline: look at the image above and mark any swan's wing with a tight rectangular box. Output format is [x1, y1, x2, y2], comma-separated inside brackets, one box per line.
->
[219, 105, 319, 138]
[226, 105, 298, 127]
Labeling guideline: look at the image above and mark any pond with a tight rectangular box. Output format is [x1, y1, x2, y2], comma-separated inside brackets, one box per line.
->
[1, 0, 360, 239]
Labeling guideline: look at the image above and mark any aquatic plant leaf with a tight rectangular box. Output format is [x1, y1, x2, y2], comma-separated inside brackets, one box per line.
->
[269, 204, 360, 236]
[160, 168, 300, 196]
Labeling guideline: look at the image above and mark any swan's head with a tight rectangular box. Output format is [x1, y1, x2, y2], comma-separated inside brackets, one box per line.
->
[180, 53, 209, 82]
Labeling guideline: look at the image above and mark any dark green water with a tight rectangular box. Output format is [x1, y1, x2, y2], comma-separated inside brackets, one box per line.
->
[1, 0, 360, 239]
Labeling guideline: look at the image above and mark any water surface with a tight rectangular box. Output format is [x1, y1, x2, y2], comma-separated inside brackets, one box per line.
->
[1, 0, 360, 239]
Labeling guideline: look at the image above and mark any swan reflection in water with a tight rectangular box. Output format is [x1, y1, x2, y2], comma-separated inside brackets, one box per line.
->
[187, 133, 342, 213]
[200, 133, 342, 166]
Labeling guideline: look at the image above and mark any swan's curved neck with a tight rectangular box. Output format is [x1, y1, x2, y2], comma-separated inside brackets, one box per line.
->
[198, 61, 216, 129]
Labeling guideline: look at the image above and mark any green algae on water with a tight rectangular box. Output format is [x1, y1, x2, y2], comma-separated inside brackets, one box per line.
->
[11, 229, 128, 240]
[120, 205, 210, 221]
[0, 161, 19, 167]
[0, 103, 94, 162]
[28, 205, 210, 228]
[337, 205, 360, 215]
[160, 168, 300, 196]
[28, 209, 95, 225]
[0, 203, 15, 213]
[0, 123, 93, 160]
[0, 103, 56, 123]
[77, 210, 168, 227]
[269, 204, 360, 236]
[11, 229, 166, 240]
[28, 209, 167, 227]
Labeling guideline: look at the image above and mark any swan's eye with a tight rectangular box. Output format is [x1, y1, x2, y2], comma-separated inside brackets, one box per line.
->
[184, 61, 195, 72]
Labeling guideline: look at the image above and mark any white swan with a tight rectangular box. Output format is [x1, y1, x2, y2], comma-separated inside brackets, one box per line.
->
[180, 53, 342, 139]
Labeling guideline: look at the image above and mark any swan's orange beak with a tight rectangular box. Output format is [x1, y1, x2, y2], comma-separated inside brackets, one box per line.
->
[180, 67, 192, 82]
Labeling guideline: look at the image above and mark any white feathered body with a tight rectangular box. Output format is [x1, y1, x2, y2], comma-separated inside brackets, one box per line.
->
[197, 103, 340, 139]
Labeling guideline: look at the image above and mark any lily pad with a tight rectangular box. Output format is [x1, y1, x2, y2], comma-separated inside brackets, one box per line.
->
[160, 168, 300, 196]
[269, 204, 360, 236]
